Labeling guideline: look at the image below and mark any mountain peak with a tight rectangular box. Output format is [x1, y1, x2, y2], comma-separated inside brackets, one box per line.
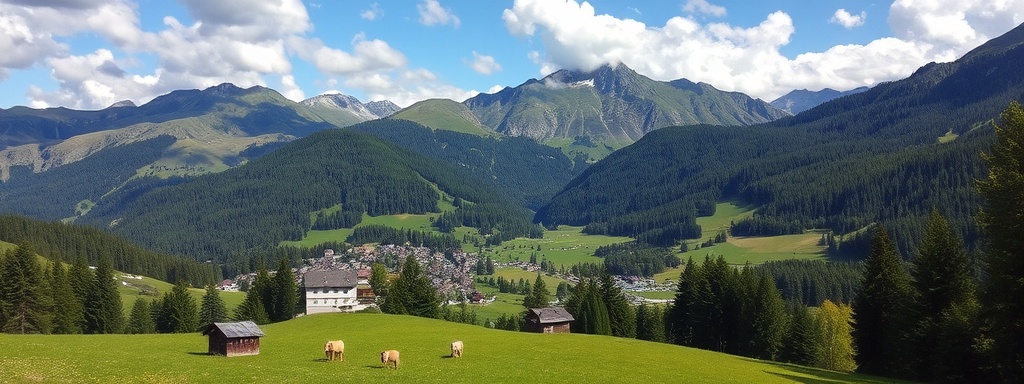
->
[107, 100, 136, 108]
[300, 93, 400, 122]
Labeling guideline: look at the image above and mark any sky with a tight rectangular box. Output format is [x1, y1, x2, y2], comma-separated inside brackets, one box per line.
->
[1, 0, 1023, 110]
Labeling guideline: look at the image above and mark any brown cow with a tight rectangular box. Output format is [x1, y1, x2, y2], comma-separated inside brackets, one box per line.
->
[324, 340, 344, 361]
[381, 349, 400, 369]
[450, 340, 463, 358]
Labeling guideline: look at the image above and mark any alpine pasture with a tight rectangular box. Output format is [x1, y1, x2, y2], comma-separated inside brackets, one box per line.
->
[0, 313, 899, 384]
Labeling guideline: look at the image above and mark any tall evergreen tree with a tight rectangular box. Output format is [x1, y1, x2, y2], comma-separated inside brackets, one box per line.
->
[381, 255, 440, 318]
[199, 285, 228, 329]
[157, 281, 199, 333]
[67, 255, 92, 332]
[522, 273, 550, 309]
[234, 289, 270, 325]
[49, 260, 82, 334]
[270, 258, 297, 322]
[0, 242, 52, 334]
[600, 273, 635, 338]
[635, 303, 666, 342]
[126, 297, 156, 334]
[250, 264, 274, 323]
[909, 210, 979, 381]
[669, 256, 699, 345]
[976, 100, 1024, 381]
[84, 254, 123, 334]
[814, 299, 857, 373]
[749, 274, 788, 360]
[779, 302, 816, 366]
[852, 226, 913, 377]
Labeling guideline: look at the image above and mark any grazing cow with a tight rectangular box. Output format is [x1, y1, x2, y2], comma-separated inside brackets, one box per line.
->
[381, 350, 400, 369]
[450, 340, 463, 358]
[324, 340, 344, 361]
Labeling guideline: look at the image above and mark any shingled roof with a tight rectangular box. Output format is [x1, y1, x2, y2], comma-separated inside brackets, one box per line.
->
[527, 307, 575, 323]
[202, 321, 264, 338]
[303, 270, 358, 288]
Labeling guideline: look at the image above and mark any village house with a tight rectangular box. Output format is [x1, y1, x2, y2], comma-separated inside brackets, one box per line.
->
[202, 321, 264, 357]
[525, 307, 575, 334]
[303, 269, 363, 314]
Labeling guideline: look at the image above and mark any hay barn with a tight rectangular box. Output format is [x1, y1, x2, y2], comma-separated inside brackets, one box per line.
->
[202, 321, 265, 357]
[525, 307, 575, 333]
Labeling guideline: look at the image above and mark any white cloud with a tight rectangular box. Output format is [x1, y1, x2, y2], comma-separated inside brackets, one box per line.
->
[342, 68, 476, 107]
[179, 0, 310, 40]
[288, 34, 407, 75]
[830, 9, 866, 29]
[683, 0, 726, 18]
[465, 51, 502, 75]
[278, 74, 305, 102]
[486, 84, 505, 94]
[361, 3, 382, 21]
[418, 0, 460, 28]
[503, 0, 1024, 101]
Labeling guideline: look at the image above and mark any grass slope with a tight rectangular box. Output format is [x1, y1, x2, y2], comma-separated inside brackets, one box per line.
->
[0, 313, 898, 383]
[392, 99, 495, 137]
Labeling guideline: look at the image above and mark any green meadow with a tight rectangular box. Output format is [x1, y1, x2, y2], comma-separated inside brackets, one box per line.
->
[0, 313, 899, 384]
[115, 274, 246, 316]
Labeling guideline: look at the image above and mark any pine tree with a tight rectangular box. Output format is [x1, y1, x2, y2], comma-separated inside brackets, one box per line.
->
[381, 255, 440, 318]
[234, 289, 270, 325]
[555, 281, 570, 302]
[976, 100, 1024, 381]
[198, 285, 228, 329]
[67, 256, 91, 332]
[250, 264, 274, 323]
[749, 274, 788, 360]
[635, 303, 666, 342]
[84, 255, 124, 334]
[0, 242, 52, 334]
[157, 281, 198, 333]
[779, 302, 816, 366]
[600, 273, 635, 338]
[909, 210, 978, 381]
[126, 298, 156, 334]
[814, 299, 856, 372]
[852, 226, 913, 377]
[270, 258, 297, 322]
[522, 273, 549, 309]
[485, 256, 495, 275]
[669, 256, 699, 346]
[49, 260, 83, 334]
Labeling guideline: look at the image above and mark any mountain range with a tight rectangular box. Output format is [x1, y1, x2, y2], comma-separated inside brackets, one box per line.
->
[5, 23, 1024, 263]
[770, 87, 870, 115]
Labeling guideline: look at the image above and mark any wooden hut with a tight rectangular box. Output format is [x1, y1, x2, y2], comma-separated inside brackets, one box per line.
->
[202, 321, 265, 357]
[525, 307, 575, 333]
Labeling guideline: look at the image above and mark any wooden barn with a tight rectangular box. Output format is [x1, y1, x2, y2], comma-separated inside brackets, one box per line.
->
[525, 307, 575, 334]
[202, 321, 265, 357]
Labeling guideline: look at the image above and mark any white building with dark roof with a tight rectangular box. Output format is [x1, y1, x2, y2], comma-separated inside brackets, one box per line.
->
[303, 270, 362, 314]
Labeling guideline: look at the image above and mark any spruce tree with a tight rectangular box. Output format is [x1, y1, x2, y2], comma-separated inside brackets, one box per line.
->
[669, 256, 699, 346]
[522, 273, 549, 309]
[636, 303, 666, 342]
[600, 273, 635, 338]
[909, 210, 978, 381]
[85, 255, 124, 334]
[369, 262, 389, 298]
[852, 226, 913, 377]
[779, 302, 816, 366]
[381, 255, 440, 318]
[199, 285, 228, 329]
[749, 274, 788, 360]
[271, 258, 297, 322]
[127, 297, 156, 334]
[67, 256, 92, 332]
[976, 100, 1024, 381]
[49, 260, 83, 334]
[234, 290, 270, 325]
[157, 281, 198, 333]
[251, 264, 274, 323]
[0, 242, 52, 334]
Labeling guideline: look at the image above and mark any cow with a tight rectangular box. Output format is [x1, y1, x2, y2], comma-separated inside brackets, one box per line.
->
[381, 349, 400, 369]
[324, 340, 344, 361]
[450, 340, 463, 358]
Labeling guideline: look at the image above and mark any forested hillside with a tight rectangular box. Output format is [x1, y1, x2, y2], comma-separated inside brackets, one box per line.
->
[537, 23, 1024, 257]
[77, 128, 538, 267]
[349, 118, 586, 209]
[0, 215, 219, 285]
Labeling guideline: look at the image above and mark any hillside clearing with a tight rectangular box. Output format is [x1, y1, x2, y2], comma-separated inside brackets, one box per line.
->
[0, 313, 899, 383]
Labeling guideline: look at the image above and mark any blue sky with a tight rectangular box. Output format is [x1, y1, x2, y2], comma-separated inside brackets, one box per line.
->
[1, 0, 1022, 109]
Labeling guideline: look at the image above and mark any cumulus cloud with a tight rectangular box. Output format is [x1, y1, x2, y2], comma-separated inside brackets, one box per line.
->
[503, 0, 1024, 101]
[830, 9, 866, 29]
[683, 0, 726, 18]
[278, 74, 305, 102]
[342, 68, 476, 107]
[288, 33, 407, 75]
[418, 0, 460, 28]
[179, 0, 310, 41]
[465, 51, 502, 75]
[361, 3, 382, 21]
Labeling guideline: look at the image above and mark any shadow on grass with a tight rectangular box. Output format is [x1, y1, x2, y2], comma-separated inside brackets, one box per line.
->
[186, 352, 212, 356]
[753, 359, 908, 384]
[364, 365, 387, 369]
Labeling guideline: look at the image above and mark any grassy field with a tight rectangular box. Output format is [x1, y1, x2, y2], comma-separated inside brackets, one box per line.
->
[476, 226, 632, 267]
[0, 313, 900, 383]
[115, 273, 246, 316]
